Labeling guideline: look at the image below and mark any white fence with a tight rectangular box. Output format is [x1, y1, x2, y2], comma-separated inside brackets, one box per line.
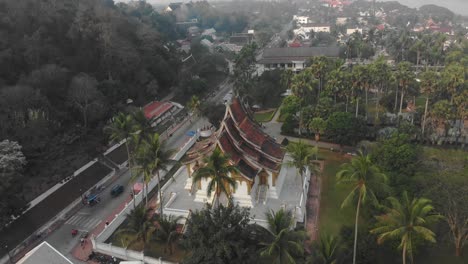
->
[92, 239, 173, 264]
[93, 132, 199, 263]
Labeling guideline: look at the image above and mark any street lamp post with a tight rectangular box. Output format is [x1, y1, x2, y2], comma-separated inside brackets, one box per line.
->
[4, 245, 12, 264]
[79, 188, 85, 205]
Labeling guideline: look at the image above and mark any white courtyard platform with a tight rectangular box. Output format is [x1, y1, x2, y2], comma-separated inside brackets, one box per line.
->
[161, 162, 310, 228]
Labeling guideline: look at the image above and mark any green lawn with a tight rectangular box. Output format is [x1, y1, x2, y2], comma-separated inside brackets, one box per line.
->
[254, 109, 276, 123]
[317, 150, 355, 236]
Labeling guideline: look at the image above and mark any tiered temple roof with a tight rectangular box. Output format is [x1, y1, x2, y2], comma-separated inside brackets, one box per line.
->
[184, 98, 286, 181]
[218, 98, 285, 180]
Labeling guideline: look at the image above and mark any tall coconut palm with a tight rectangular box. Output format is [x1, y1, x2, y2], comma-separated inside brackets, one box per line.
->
[187, 95, 201, 116]
[258, 208, 306, 264]
[308, 117, 327, 143]
[153, 214, 184, 255]
[192, 148, 238, 207]
[310, 57, 328, 95]
[139, 133, 174, 215]
[419, 70, 438, 135]
[105, 112, 137, 205]
[132, 109, 153, 141]
[133, 150, 155, 206]
[395, 62, 414, 114]
[310, 233, 339, 264]
[336, 151, 388, 264]
[286, 141, 319, 202]
[370, 191, 443, 264]
[116, 206, 154, 250]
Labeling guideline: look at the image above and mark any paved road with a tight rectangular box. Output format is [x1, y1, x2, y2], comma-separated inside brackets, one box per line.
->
[46, 169, 133, 262]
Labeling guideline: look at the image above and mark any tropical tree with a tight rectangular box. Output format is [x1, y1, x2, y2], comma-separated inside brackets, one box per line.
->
[286, 141, 319, 200]
[192, 148, 238, 207]
[133, 149, 155, 206]
[309, 233, 340, 264]
[105, 112, 137, 205]
[441, 63, 465, 104]
[138, 133, 174, 215]
[187, 95, 201, 116]
[280, 69, 294, 90]
[370, 191, 443, 264]
[310, 56, 328, 95]
[336, 151, 388, 264]
[183, 204, 258, 263]
[132, 109, 153, 140]
[395, 62, 414, 114]
[258, 208, 306, 264]
[117, 206, 154, 250]
[309, 117, 327, 142]
[418, 70, 438, 135]
[290, 68, 317, 103]
[153, 214, 184, 255]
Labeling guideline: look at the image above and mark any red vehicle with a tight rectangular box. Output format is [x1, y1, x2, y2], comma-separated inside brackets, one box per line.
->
[71, 229, 78, 237]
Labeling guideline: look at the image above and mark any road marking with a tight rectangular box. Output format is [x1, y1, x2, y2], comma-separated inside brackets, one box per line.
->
[66, 215, 102, 230]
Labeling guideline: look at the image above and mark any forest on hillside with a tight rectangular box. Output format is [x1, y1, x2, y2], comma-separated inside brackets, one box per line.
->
[0, 0, 183, 225]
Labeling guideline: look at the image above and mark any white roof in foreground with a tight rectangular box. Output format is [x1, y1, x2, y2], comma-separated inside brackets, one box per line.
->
[17, 241, 73, 264]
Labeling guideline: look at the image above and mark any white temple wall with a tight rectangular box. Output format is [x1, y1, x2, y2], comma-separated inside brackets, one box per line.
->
[232, 180, 253, 207]
[194, 178, 213, 204]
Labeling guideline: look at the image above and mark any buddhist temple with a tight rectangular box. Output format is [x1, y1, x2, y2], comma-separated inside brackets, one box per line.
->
[161, 98, 310, 226]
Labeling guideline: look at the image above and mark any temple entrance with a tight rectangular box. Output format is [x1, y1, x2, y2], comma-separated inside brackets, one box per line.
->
[259, 171, 268, 186]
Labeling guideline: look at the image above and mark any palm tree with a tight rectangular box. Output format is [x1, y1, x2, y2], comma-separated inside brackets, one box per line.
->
[132, 109, 153, 141]
[395, 62, 414, 114]
[286, 141, 319, 202]
[370, 191, 443, 264]
[310, 56, 328, 95]
[419, 70, 438, 135]
[105, 112, 137, 206]
[139, 133, 174, 215]
[133, 150, 155, 206]
[187, 95, 201, 116]
[336, 151, 388, 264]
[258, 208, 306, 264]
[308, 117, 327, 143]
[310, 233, 339, 264]
[192, 148, 238, 207]
[281, 69, 294, 91]
[153, 214, 184, 255]
[116, 206, 154, 250]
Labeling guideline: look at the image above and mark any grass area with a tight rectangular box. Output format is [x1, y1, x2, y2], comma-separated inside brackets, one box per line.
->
[317, 150, 355, 236]
[254, 109, 276, 122]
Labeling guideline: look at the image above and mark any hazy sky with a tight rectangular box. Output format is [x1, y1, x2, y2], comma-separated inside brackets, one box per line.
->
[386, 0, 468, 16]
[124, 0, 468, 16]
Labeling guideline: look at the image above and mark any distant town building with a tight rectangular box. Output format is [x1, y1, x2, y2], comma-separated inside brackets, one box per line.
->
[256, 46, 340, 75]
[346, 27, 363, 35]
[293, 23, 331, 40]
[293, 15, 310, 25]
[164, 2, 183, 13]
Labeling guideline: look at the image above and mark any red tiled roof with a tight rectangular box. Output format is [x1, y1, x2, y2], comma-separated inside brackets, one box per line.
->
[230, 99, 247, 124]
[219, 132, 240, 163]
[227, 98, 285, 161]
[143, 101, 174, 120]
[261, 139, 285, 160]
[259, 156, 279, 171]
[238, 159, 258, 180]
[225, 118, 243, 143]
[238, 118, 267, 146]
[239, 141, 260, 160]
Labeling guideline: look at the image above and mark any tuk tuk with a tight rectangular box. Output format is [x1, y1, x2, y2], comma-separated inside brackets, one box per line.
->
[87, 194, 100, 206]
[110, 184, 124, 197]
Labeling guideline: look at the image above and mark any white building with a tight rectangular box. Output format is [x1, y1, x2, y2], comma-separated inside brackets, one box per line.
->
[256, 47, 341, 75]
[293, 15, 310, 25]
[346, 27, 363, 35]
[293, 23, 331, 40]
